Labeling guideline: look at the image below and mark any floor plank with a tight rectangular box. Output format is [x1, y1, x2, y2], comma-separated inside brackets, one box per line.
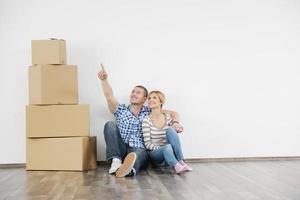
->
[0, 160, 299, 200]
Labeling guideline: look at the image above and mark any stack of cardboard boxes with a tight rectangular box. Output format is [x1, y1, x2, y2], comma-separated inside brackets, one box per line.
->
[26, 39, 97, 171]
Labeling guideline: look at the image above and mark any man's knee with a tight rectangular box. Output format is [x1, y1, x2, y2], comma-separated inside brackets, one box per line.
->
[104, 121, 117, 130]
[104, 121, 118, 137]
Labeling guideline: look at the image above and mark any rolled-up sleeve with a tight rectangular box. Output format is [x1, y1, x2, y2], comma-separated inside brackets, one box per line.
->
[114, 104, 126, 118]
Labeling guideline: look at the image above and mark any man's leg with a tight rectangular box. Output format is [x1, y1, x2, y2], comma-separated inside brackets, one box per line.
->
[116, 147, 149, 177]
[103, 121, 127, 173]
[132, 148, 149, 174]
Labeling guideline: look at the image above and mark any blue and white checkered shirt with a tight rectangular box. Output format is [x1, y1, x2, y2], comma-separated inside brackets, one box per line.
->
[114, 104, 151, 149]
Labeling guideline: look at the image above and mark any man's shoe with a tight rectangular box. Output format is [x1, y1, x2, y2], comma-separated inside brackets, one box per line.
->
[125, 168, 136, 177]
[109, 158, 122, 174]
[116, 152, 137, 177]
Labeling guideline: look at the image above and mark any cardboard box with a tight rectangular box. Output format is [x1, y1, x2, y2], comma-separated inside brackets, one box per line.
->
[32, 39, 66, 64]
[26, 105, 89, 138]
[28, 65, 78, 105]
[26, 136, 97, 171]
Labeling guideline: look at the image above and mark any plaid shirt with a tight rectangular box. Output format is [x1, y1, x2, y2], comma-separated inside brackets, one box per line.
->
[114, 104, 150, 149]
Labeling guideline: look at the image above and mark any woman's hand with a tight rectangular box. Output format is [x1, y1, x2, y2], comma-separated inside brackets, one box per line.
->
[172, 122, 184, 133]
[98, 63, 108, 80]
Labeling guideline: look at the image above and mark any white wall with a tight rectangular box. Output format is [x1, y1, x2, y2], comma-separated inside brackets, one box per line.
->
[1, 0, 300, 164]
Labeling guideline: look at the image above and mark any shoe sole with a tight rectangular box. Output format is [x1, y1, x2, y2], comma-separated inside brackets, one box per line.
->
[116, 152, 136, 178]
[109, 170, 117, 174]
[184, 165, 193, 172]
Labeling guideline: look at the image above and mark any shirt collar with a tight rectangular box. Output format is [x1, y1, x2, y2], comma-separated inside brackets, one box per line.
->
[127, 104, 148, 116]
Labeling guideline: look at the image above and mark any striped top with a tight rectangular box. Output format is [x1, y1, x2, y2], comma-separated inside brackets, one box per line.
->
[142, 114, 173, 151]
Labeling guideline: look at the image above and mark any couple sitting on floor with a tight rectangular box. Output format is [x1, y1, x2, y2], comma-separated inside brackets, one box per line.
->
[98, 64, 192, 177]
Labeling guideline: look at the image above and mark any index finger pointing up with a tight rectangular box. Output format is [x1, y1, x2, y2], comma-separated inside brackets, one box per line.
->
[100, 63, 105, 71]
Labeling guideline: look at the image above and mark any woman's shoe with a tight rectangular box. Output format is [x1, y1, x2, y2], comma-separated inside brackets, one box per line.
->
[174, 162, 186, 174]
[179, 160, 193, 171]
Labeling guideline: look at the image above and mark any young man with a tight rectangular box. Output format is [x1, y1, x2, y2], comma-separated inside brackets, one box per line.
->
[98, 64, 183, 177]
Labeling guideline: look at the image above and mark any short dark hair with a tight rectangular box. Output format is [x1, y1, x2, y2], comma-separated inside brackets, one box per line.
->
[135, 85, 148, 97]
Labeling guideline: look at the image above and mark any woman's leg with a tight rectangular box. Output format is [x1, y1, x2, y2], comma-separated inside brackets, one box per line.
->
[166, 127, 184, 161]
[149, 144, 178, 167]
[166, 127, 193, 171]
[150, 144, 187, 173]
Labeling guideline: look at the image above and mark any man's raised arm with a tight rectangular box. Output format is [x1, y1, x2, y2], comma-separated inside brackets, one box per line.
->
[97, 64, 119, 113]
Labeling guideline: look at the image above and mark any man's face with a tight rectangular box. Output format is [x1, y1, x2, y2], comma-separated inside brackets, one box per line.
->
[130, 87, 147, 105]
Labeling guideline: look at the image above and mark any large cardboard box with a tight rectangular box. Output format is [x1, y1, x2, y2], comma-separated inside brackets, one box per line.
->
[32, 39, 66, 64]
[26, 105, 89, 138]
[26, 136, 97, 171]
[28, 65, 78, 105]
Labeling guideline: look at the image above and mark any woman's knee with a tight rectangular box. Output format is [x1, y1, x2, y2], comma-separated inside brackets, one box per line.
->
[162, 144, 173, 153]
[166, 127, 178, 138]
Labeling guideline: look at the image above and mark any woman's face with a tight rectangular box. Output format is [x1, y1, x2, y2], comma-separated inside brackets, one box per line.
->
[148, 93, 162, 109]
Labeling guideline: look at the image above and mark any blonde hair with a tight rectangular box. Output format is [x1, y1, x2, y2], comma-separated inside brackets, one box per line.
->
[148, 90, 165, 107]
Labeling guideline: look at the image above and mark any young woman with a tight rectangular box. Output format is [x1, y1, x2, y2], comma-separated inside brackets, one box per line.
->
[142, 91, 192, 174]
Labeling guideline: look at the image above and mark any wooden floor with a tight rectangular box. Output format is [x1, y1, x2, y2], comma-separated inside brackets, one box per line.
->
[0, 160, 300, 200]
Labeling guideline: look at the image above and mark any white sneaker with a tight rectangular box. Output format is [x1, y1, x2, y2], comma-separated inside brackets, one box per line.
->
[109, 158, 122, 174]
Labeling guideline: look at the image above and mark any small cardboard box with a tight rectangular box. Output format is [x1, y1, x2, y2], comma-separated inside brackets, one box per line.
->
[28, 65, 78, 105]
[26, 104, 89, 138]
[26, 136, 97, 171]
[32, 39, 66, 64]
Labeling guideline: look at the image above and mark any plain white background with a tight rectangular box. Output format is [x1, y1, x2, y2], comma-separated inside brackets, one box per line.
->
[0, 0, 300, 163]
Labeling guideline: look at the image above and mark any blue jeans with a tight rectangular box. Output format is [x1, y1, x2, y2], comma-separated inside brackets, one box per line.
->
[103, 121, 149, 173]
[149, 127, 184, 167]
